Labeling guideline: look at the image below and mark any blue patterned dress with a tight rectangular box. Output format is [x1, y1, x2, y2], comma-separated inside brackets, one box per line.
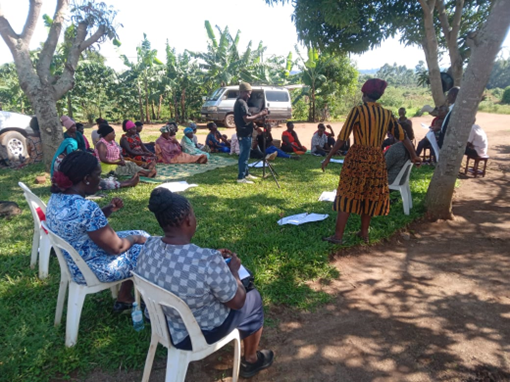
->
[46, 193, 150, 284]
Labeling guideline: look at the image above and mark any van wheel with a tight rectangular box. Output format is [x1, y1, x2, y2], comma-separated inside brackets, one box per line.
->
[224, 114, 235, 128]
[0, 131, 27, 161]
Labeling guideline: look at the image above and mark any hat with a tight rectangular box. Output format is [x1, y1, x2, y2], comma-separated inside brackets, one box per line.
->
[361, 79, 388, 99]
[239, 82, 252, 92]
[98, 124, 114, 137]
[60, 115, 76, 130]
[125, 120, 136, 130]
[188, 122, 197, 130]
[184, 127, 193, 134]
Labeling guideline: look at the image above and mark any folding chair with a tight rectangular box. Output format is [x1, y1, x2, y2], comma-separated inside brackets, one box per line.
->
[388, 160, 414, 215]
[41, 221, 140, 347]
[131, 272, 241, 382]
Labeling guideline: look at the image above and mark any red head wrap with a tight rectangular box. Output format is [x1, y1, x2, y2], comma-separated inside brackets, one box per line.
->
[361, 79, 388, 99]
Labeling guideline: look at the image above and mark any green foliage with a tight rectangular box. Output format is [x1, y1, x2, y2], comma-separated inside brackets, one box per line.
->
[0, 135, 435, 380]
[487, 58, 510, 89]
[501, 86, 510, 105]
[0, 63, 31, 114]
[376, 63, 419, 87]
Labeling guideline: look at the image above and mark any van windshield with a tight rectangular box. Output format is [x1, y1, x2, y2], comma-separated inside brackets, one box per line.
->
[207, 88, 225, 101]
[266, 91, 289, 102]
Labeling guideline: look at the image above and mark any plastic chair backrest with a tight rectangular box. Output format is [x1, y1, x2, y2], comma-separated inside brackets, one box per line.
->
[391, 160, 413, 187]
[40, 220, 103, 287]
[131, 272, 209, 352]
[18, 181, 46, 226]
[426, 130, 440, 161]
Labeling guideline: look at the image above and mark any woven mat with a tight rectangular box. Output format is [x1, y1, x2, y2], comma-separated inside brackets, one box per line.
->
[139, 155, 237, 183]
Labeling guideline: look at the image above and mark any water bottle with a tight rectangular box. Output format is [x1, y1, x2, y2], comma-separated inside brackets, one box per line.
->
[131, 302, 144, 331]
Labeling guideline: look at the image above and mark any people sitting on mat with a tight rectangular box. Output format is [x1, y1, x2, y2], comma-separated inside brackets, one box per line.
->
[51, 138, 139, 189]
[95, 124, 156, 178]
[385, 142, 410, 184]
[206, 122, 230, 153]
[155, 125, 208, 164]
[398, 107, 415, 141]
[46, 151, 149, 312]
[91, 118, 107, 147]
[75, 123, 92, 151]
[188, 122, 209, 152]
[230, 132, 240, 155]
[135, 188, 274, 378]
[181, 127, 210, 159]
[61, 115, 86, 151]
[311, 124, 333, 157]
[415, 105, 448, 157]
[249, 130, 277, 161]
[281, 122, 306, 154]
[134, 121, 155, 154]
[465, 120, 488, 158]
[120, 120, 156, 166]
[256, 125, 298, 159]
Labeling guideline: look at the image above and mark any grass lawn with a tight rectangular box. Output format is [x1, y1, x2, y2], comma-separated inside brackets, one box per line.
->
[0, 145, 434, 381]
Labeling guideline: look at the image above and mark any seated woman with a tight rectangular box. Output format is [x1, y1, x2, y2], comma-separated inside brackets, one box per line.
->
[181, 127, 210, 159]
[135, 121, 156, 153]
[46, 151, 149, 312]
[281, 122, 307, 154]
[95, 124, 156, 178]
[189, 123, 209, 152]
[416, 105, 448, 157]
[61, 115, 86, 151]
[206, 122, 230, 153]
[51, 138, 140, 189]
[120, 120, 156, 166]
[156, 125, 208, 164]
[135, 188, 274, 378]
[256, 125, 297, 159]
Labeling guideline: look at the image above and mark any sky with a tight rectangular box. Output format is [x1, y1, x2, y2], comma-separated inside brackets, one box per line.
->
[0, 0, 509, 73]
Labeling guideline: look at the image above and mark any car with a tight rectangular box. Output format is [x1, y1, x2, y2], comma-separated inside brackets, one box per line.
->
[0, 111, 35, 161]
[201, 85, 293, 128]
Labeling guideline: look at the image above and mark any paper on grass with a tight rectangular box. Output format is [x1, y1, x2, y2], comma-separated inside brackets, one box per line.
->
[318, 190, 337, 202]
[248, 161, 264, 168]
[238, 265, 250, 280]
[155, 181, 198, 193]
[322, 158, 344, 164]
[277, 213, 329, 226]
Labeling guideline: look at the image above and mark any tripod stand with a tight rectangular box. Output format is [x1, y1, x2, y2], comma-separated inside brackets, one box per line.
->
[252, 121, 280, 188]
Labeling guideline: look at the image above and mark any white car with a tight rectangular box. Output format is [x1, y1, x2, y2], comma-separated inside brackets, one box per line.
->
[0, 111, 35, 161]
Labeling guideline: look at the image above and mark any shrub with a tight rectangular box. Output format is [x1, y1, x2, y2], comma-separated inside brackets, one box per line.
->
[501, 86, 510, 104]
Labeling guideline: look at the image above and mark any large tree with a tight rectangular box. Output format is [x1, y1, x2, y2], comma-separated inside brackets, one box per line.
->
[265, 0, 491, 107]
[425, 0, 510, 219]
[0, 0, 118, 168]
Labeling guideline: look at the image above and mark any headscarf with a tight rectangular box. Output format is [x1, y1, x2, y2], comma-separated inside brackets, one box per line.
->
[60, 115, 76, 130]
[161, 123, 178, 135]
[160, 125, 171, 133]
[50, 138, 78, 176]
[361, 79, 388, 99]
[188, 122, 197, 130]
[184, 127, 193, 134]
[125, 120, 136, 130]
[98, 124, 114, 138]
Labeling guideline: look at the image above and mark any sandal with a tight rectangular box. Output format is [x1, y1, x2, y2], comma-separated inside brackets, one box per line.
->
[355, 231, 369, 244]
[240, 349, 274, 378]
[322, 236, 345, 245]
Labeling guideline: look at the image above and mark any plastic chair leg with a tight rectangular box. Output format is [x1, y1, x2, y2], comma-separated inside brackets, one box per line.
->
[232, 336, 241, 382]
[38, 234, 51, 279]
[30, 230, 39, 269]
[54, 278, 68, 326]
[407, 185, 413, 209]
[65, 284, 87, 347]
[141, 335, 159, 382]
[401, 187, 410, 215]
[110, 284, 119, 299]
[165, 351, 191, 382]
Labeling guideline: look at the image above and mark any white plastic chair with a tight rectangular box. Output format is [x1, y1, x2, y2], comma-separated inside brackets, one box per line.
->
[131, 272, 241, 382]
[389, 160, 414, 215]
[18, 181, 52, 279]
[426, 130, 440, 162]
[40, 221, 140, 347]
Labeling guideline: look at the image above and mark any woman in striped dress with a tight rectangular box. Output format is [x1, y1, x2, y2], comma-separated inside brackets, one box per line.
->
[321, 79, 421, 244]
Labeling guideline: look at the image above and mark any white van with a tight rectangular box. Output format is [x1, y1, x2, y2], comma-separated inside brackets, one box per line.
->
[201, 85, 292, 128]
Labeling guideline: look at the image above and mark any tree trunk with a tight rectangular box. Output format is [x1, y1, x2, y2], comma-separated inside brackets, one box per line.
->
[157, 94, 162, 120]
[67, 94, 73, 119]
[137, 85, 144, 123]
[151, 100, 156, 120]
[180, 88, 186, 122]
[144, 78, 150, 123]
[425, 0, 510, 220]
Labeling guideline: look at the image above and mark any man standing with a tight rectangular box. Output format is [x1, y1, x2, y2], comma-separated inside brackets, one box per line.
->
[234, 82, 268, 184]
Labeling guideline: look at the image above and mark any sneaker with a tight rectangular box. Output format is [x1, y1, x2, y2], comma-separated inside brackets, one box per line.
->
[265, 152, 277, 161]
[240, 350, 274, 378]
[246, 174, 258, 180]
[237, 178, 254, 184]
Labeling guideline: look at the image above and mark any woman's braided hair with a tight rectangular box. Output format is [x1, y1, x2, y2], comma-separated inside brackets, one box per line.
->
[51, 151, 99, 193]
[148, 188, 192, 228]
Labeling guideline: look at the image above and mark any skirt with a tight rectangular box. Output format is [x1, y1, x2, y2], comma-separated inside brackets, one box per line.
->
[334, 144, 390, 216]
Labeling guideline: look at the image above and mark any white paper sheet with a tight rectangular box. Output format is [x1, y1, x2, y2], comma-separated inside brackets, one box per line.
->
[421, 123, 431, 130]
[277, 213, 329, 226]
[322, 158, 344, 164]
[155, 181, 198, 193]
[248, 161, 264, 168]
[318, 190, 337, 202]
[238, 265, 251, 280]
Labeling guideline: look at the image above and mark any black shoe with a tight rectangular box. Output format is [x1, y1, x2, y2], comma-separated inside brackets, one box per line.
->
[240, 349, 274, 378]
[290, 156, 300, 160]
[113, 300, 133, 314]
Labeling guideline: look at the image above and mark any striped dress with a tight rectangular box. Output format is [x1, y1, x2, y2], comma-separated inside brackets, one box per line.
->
[335, 102, 406, 216]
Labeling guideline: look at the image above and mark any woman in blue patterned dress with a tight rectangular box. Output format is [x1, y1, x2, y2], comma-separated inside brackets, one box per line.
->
[46, 151, 150, 312]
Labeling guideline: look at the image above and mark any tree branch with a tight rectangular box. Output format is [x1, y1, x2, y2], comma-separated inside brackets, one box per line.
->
[37, 0, 69, 83]
[80, 24, 106, 52]
[436, 0, 451, 41]
[20, 0, 43, 42]
[450, 0, 465, 42]
[0, 5, 20, 52]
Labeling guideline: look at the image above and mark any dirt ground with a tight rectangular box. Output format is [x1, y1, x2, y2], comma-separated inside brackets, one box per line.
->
[86, 113, 510, 382]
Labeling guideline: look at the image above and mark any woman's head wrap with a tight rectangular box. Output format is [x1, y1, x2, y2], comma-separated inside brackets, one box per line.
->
[98, 124, 114, 137]
[361, 79, 388, 100]
[160, 125, 171, 133]
[60, 115, 76, 130]
[188, 122, 197, 130]
[125, 120, 136, 130]
[184, 127, 193, 134]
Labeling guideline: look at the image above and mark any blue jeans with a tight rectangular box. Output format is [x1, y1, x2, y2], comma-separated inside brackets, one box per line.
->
[238, 136, 252, 179]
[266, 145, 290, 158]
